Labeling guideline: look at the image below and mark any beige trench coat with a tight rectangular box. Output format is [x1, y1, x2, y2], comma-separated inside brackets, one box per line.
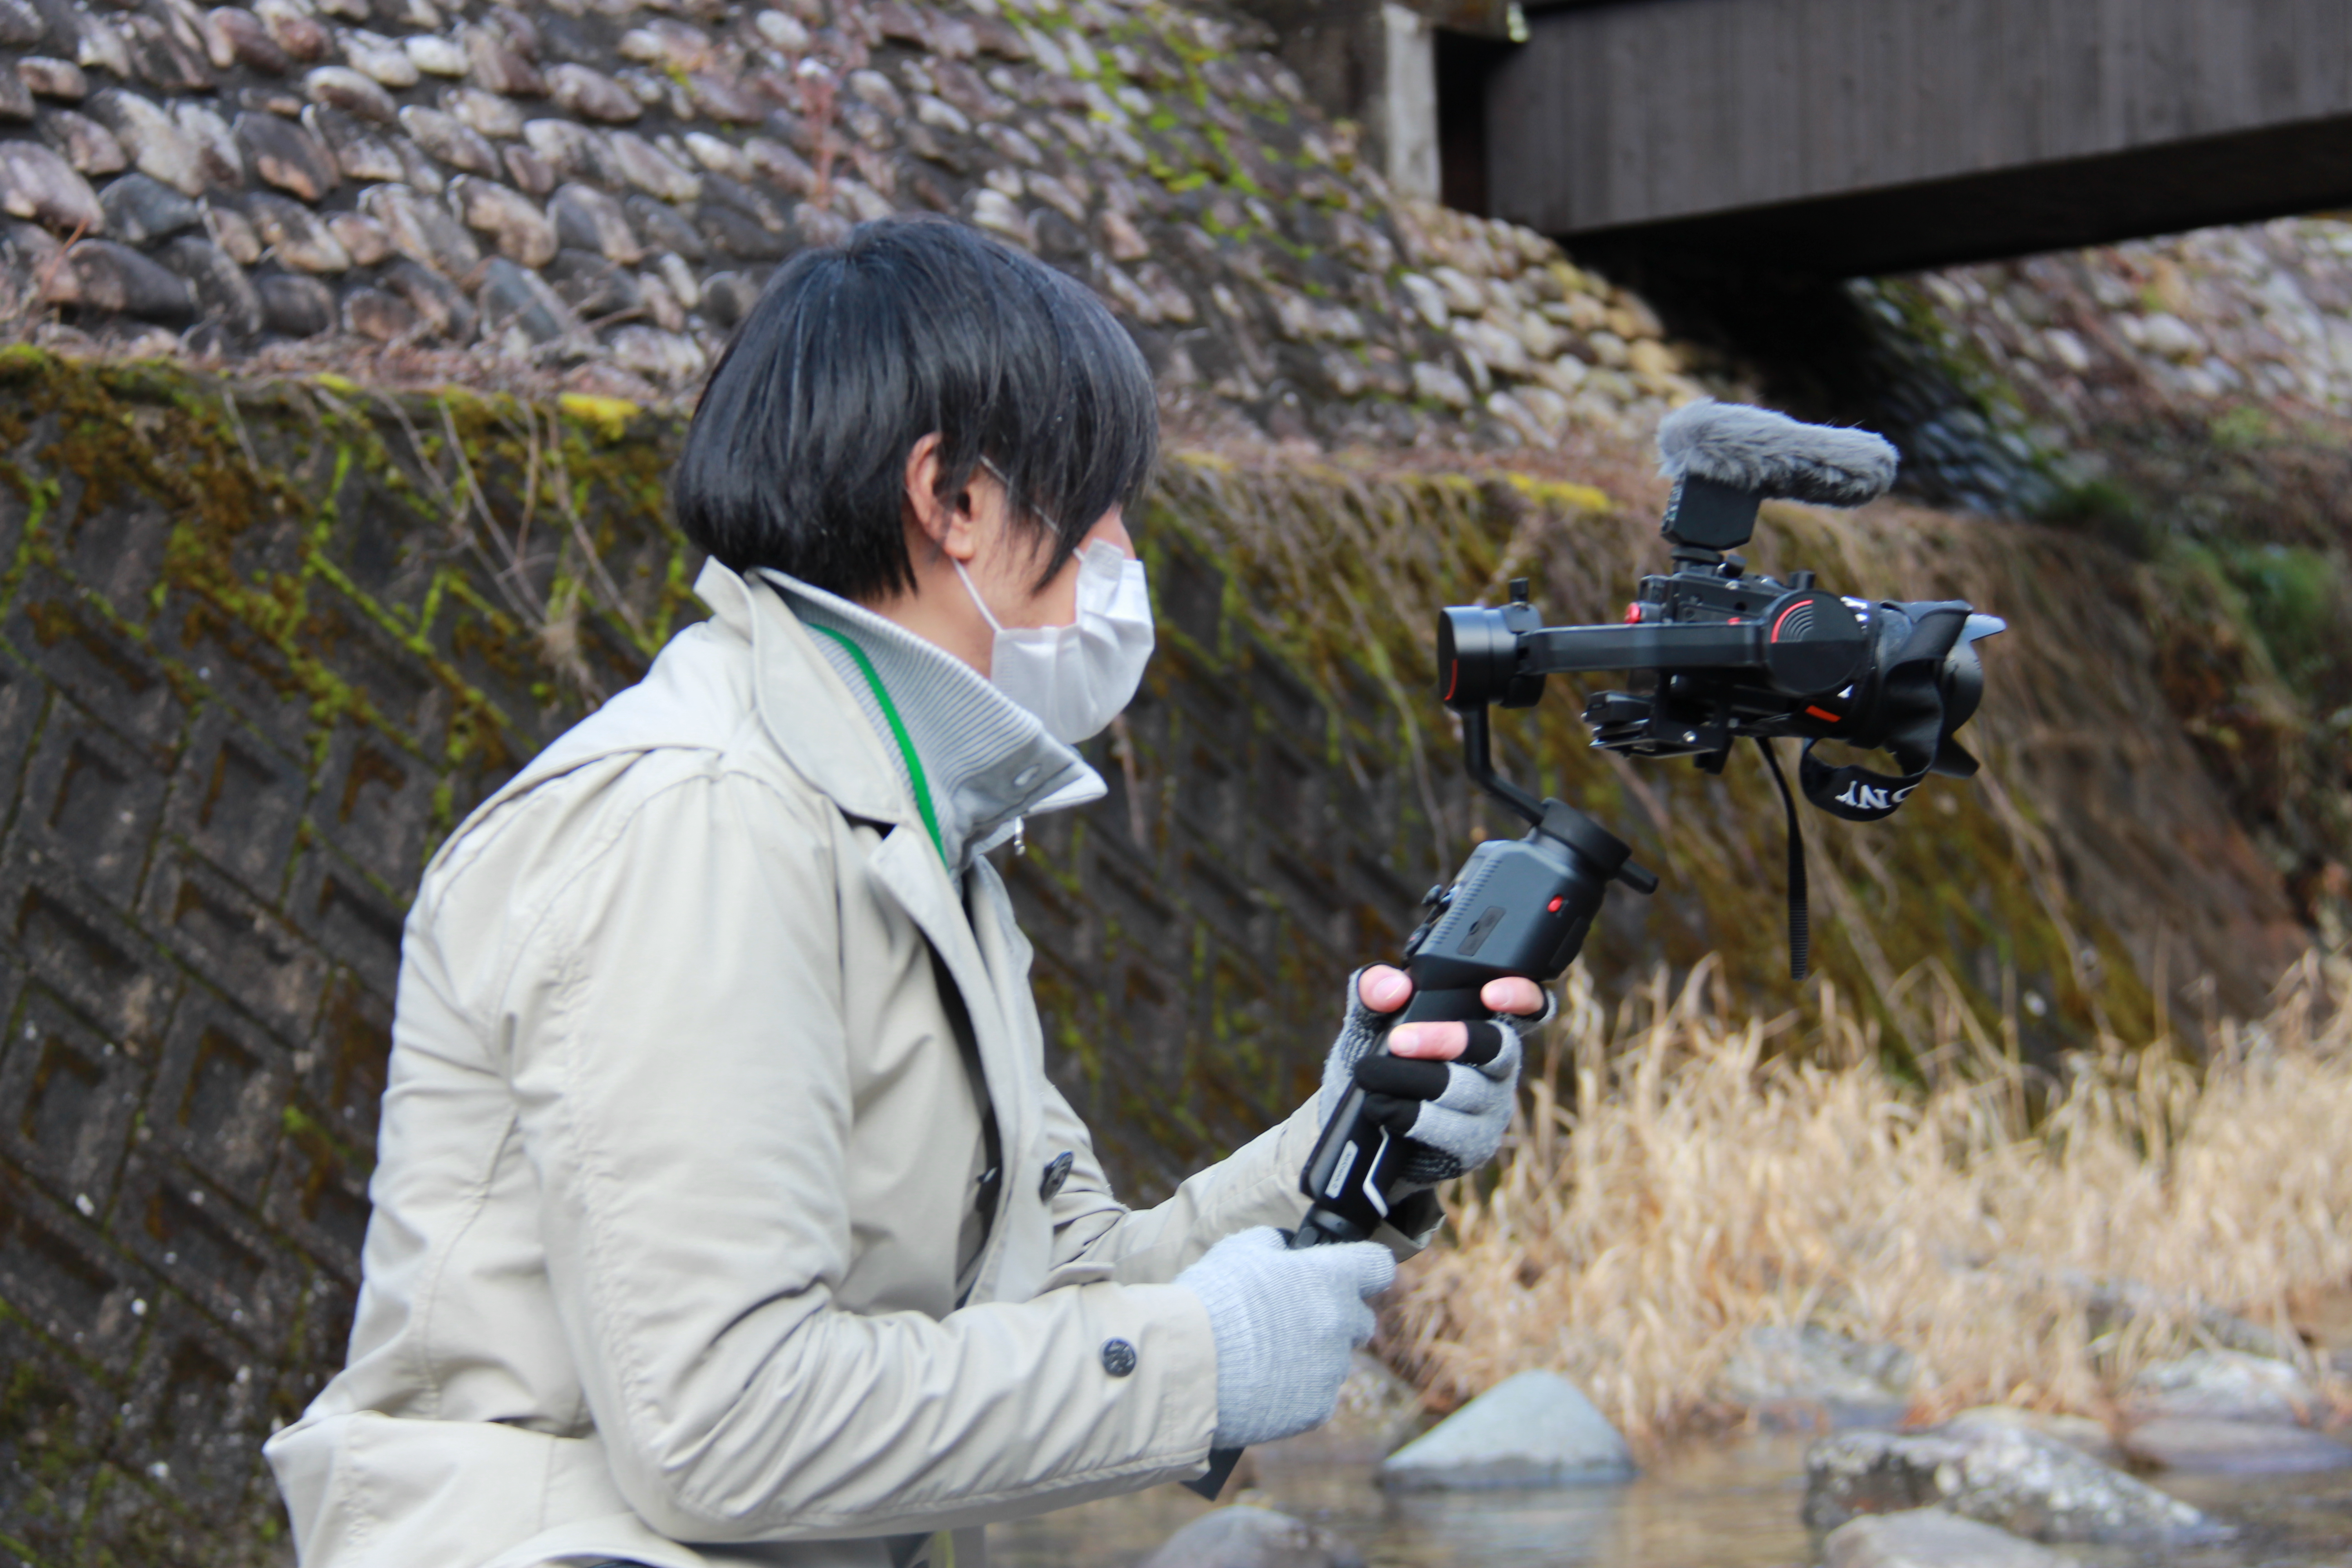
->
[264, 561, 1379, 1568]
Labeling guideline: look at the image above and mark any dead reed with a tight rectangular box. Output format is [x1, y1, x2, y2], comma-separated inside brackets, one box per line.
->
[1384, 947, 2352, 1453]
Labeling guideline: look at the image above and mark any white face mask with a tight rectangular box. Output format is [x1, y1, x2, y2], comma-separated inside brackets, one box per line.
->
[955, 540, 1155, 743]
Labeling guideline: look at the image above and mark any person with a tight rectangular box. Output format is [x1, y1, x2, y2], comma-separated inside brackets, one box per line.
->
[264, 216, 1542, 1568]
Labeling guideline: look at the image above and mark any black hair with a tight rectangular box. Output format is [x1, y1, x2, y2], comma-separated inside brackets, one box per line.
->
[674, 216, 1159, 602]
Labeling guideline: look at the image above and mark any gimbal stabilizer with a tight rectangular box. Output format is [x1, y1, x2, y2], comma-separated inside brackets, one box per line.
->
[1188, 404, 2001, 1497]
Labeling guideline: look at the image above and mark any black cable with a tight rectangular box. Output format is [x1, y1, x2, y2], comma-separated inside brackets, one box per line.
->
[1755, 737, 1809, 981]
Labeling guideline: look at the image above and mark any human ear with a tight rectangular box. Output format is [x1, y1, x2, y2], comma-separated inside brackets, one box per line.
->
[902, 433, 983, 564]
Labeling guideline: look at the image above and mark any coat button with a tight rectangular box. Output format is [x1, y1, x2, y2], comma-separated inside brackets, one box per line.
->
[1039, 1151, 1075, 1202]
[1101, 1338, 1137, 1377]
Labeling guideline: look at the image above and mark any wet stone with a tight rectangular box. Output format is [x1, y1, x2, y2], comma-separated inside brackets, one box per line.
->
[1379, 1371, 1636, 1491]
[235, 109, 338, 199]
[305, 65, 397, 124]
[255, 268, 333, 334]
[2121, 1417, 2352, 1475]
[157, 232, 261, 333]
[1141, 1506, 1363, 1568]
[400, 103, 498, 173]
[1804, 1426, 2223, 1546]
[1824, 1509, 2076, 1568]
[98, 171, 201, 243]
[0, 137, 105, 231]
[68, 238, 196, 321]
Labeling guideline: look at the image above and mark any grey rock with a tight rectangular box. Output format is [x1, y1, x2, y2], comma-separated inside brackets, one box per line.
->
[0, 0, 43, 47]
[700, 170, 782, 231]
[461, 21, 543, 97]
[235, 109, 337, 200]
[402, 32, 466, 78]
[475, 253, 572, 343]
[18, 56, 87, 101]
[1804, 1426, 2222, 1545]
[88, 88, 208, 195]
[304, 65, 397, 124]
[67, 11, 133, 82]
[360, 180, 480, 278]
[443, 85, 523, 141]
[68, 237, 195, 320]
[208, 5, 291, 74]
[549, 181, 638, 262]
[448, 174, 554, 265]
[0, 63, 31, 122]
[546, 245, 639, 315]
[306, 103, 403, 182]
[1720, 1327, 1917, 1431]
[242, 189, 349, 271]
[0, 137, 104, 231]
[121, 11, 215, 94]
[44, 108, 128, 176]
[485, 3, 538, 61]
[745, 135, 816, 196]
[2127, 1351, 2319, 1426]
[523, 118, 620, 185]
[685, 69, 764, 124]
[251, 0, 330, 62]
[326, 210, 389, 264]
[1139, 1506, 1362, 1568]
[391, 131, 442, 194]
[623, 192, 702, 260]
[1825, 1509, 2077, 1568]
[172, 99, 242, 187]
[697, 200, 785, 261]
[545, 60, 638, 122]
[2122, 1417, 2352, 1475]
[607, 321, 703, 381]
[794, 201, 849, 248]
[381, 254, 473, 338]
[200, 198, 260, 261]
[1378, 1371, 1635, 1491]
[501, 143, 552, 196]
[340, 283, 416, 341]
[606, 128, 698, 201]
[397, 104, 498, 173]
[697, 266, 759, 328]
[2, 218, 70, 299]
[98, 171, 201, 242]
[1939, 1408, 2121, 1467]
[341, 28, 421, 89]
[157, 233, 261, 333]
[255, 268, 333, 334]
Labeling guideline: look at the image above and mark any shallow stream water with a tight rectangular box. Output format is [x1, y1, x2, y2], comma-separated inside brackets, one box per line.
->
[987, 1438, 2352, 1568]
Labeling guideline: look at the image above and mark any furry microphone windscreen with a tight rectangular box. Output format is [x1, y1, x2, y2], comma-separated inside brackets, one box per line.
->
[1656, 401, 1901, 508]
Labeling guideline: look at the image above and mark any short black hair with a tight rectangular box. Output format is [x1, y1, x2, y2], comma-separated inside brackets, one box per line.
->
[675, 216, 1158, 602]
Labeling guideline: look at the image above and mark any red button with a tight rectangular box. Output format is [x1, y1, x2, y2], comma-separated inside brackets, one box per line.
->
[1547, 896, 1564, 912]
[1623, 603, 1642, 624]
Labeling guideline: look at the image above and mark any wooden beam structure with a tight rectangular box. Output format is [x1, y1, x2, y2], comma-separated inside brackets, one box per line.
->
[1480, 0, 2352, 276]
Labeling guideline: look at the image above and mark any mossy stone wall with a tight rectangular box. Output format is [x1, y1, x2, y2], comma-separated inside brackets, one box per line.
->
[0, 354, 2296, 1563]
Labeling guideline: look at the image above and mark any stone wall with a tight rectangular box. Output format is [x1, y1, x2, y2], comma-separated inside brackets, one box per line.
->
[0, 0, 1713, 449]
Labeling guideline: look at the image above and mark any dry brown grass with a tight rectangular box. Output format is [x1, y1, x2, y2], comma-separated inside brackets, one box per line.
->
[1384, 947, 2352, 1454]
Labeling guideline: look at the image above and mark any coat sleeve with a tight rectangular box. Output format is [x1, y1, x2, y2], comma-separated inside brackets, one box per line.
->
[1035, 1083, 1442, 1288]
[494, 764, 1220, 1543]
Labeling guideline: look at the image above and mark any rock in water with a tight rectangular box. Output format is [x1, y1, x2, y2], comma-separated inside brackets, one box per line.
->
[1825, 1508, 2079, 1568]
[2127, 1350, 2319, 1425]
[1804, 1426, 2222, 1544]
[1139, 1506, 1362, 1568]
[1717, 1325, 1916, 1430]
[1939, 1407, 2122, 1467]
[1377, 1369, 1635, 1490]
[2121, 1416, 2352, 1475]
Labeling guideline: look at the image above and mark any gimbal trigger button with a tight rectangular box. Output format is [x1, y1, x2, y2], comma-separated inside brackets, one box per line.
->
[1617, 860, 1660, 896]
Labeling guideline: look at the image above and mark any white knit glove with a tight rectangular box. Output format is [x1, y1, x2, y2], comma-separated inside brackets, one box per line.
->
[1317, 968, 1535, 1186]
[1174, 1227, 1396, 1449]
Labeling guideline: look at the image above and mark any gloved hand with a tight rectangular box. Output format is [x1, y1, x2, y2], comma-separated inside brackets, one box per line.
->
[1174, 1226, 1396, 1449]
[1318, 966, 1545, 1186]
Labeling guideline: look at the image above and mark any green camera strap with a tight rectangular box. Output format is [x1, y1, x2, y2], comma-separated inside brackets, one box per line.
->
[804, 622, 947, 869]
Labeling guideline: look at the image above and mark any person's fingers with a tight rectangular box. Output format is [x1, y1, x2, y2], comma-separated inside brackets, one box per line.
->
[1481, 976, 1546, 1016]
[1388, 1021, 1466, 1059]
[1452, 1020, 1512, 1068]
[1356, 1055, 1451, 1100]
[1358, 965, 1411, 1013]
